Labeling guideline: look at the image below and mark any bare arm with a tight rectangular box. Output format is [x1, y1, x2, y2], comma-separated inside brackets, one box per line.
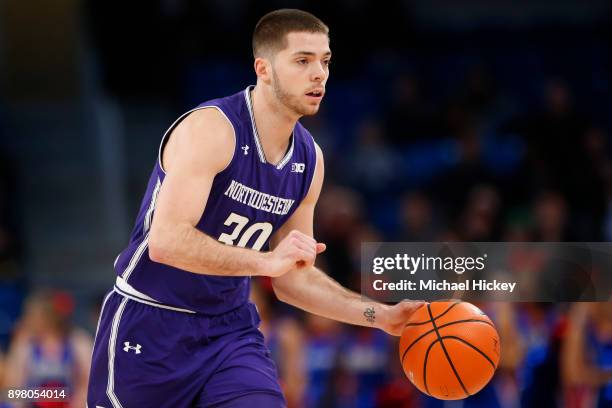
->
[149, 108, 317, 278]
[270, 144, 424, 335]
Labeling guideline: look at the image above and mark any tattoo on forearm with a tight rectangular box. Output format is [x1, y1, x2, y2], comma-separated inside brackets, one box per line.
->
[364, 307, 375, 324]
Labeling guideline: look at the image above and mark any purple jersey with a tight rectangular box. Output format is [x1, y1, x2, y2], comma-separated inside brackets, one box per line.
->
[113, 86, 317, 315]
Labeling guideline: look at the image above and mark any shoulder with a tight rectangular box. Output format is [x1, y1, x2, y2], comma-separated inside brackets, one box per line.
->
[196, 88, 247, 128]
[294, 121, 324, 182]
[310, 141, 324, 196]
[173, 88, 248, 154]
[313, 141, 324, 164]
[166, 108, 236, 174]
[300, 136, 324, 205]
[176, 108, 235, 143]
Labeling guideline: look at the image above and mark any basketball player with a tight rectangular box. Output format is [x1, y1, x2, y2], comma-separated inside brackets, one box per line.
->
[87, 9, 424, 408]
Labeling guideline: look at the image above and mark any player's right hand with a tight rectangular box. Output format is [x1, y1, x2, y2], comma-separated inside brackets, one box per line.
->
[264, 230, 326, 277]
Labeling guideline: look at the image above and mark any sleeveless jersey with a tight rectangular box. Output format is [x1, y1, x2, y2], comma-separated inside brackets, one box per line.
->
[113, 86, 317, 315]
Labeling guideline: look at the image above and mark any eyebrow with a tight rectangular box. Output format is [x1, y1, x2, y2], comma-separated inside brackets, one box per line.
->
[292, 51, 332, 57]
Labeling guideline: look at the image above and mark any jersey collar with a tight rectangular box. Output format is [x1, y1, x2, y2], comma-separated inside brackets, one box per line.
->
[244, 86, 295, 170]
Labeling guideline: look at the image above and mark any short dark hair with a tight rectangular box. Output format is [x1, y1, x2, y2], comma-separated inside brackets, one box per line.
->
[252, 9, 329, 58]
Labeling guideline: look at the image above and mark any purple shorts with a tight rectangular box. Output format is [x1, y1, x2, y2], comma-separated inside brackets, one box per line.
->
[87, 290, 286, 408]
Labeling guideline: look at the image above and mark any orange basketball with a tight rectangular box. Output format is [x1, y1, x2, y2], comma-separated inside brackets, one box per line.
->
[399, 301, 500, 400]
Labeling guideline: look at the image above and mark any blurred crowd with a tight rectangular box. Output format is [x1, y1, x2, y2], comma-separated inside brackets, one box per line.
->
[1, 0, 612, 407]
[1, 71, 611, 407]
[0, 291, 92, 408]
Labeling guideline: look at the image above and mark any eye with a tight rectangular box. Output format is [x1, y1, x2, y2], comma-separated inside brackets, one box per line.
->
[297, 59, 308, 65]
[323, 59, 331, 67]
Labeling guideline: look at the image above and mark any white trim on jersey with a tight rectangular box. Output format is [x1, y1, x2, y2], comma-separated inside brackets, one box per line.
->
[106, 297, 128, 408]
[114, 277, 196, 314]
[115, 276, 158, 302]
[88, 290, 114, 398]
[143, 177, 161, 233]
[93, 291, 113, 346]
[157, 106, 237, 174]
[122, 106, 237, 285]
[305, 135, 320, 198]
[244, 86, 266, 163]
[121, 233, 149, 282]
[244, 86, 295, 170]
[276, 137, 295, 170]
[120, 176, 158, 283]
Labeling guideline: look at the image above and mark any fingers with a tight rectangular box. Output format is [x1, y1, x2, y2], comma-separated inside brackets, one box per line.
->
[294, 245, 316, 264]
[409, 304, 426, 316]
[286, 230, 319, 256]
[400, 300, 427, 316]
[288, 231, 326, 252]
[288, 230, 317, 246]
[280, 232, 313, 267]
[292, 236, 316, 258]
[293, 236, 316, 254]
[402, 299, 427, 306]
[276, 230, 325, 271]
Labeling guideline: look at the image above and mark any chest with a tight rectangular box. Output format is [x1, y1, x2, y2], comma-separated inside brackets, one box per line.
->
[201, 159, 309, 250]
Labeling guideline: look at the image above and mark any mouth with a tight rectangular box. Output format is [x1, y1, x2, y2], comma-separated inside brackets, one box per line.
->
[305, 89, 325, 100]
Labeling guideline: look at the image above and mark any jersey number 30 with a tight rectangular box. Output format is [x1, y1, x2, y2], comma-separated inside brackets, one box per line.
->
[218, 212, 273, 251]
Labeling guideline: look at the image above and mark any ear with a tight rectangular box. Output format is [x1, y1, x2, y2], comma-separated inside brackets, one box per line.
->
[254, 57, 272, 84]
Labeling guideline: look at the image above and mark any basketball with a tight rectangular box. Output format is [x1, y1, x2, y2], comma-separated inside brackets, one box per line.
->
[399, 301, 500, 400]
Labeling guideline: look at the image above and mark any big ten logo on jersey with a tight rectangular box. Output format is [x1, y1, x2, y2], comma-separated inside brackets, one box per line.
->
[291, 163, 305, 173]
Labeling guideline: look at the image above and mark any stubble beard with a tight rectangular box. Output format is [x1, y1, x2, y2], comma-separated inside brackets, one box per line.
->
[272, 69, 319, 117]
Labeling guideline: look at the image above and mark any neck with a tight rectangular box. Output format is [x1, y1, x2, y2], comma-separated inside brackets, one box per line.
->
[251, 84, 298, 164]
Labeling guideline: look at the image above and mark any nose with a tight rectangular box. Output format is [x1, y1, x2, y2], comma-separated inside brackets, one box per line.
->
[310, 61, 327, 82]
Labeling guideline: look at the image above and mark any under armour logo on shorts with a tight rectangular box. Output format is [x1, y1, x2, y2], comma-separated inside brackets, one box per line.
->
[123, 341, 142, 354]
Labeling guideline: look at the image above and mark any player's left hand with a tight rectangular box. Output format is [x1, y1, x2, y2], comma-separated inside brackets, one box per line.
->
[381, 300, 427, 336]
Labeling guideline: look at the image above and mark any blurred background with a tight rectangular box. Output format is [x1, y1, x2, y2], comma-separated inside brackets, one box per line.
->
[0, 0, 611, 407]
